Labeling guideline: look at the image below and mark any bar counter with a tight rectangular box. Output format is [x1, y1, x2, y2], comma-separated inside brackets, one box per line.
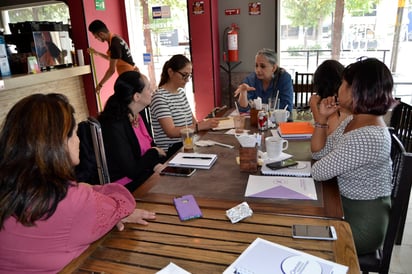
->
[0, 65, 91, 123]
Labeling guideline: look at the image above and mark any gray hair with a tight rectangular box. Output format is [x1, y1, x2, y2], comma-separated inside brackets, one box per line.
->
[256, 48, 277, 65]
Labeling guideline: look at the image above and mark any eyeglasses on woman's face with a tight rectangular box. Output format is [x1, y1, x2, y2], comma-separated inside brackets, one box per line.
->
[176, 71, 192, 81]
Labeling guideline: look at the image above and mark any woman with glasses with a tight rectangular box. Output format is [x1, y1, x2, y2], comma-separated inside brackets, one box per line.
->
[150, 54, 219, 158]
[311, 58, 395, 255]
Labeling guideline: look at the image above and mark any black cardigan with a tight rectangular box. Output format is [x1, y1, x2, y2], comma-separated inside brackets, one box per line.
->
[99, 110, 165, 192]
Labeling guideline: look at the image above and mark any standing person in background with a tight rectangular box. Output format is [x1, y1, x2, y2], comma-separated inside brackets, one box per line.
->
[88, 19, 138, 93]
[309, 60, 348, 147]
[99, 71, 166, 192]
[0, 93, 156, 273]
[311, 58, 395, 255]
[150, 54, 219, 158]
[234, 48, 294, 115]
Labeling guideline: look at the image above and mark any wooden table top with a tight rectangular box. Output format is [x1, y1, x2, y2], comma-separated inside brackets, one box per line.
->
[134, 131, 344, 219]
[60, 201, 359, 273]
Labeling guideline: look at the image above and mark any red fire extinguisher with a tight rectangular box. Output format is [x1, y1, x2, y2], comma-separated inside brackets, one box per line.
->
[226, 23, 239, 62]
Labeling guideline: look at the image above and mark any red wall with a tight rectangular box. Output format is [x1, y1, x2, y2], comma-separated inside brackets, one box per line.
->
[188, 0, 221, 119]
[67, 0, 219, 119]
[67, 0, 130, 116]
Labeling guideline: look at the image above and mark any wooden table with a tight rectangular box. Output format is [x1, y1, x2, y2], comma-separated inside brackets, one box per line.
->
[134, 131, 344, 219]
[60, 201, 359, 273]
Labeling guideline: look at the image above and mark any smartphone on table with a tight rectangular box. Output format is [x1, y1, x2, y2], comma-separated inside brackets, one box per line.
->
[160, 166, 196, 177]
[266, 158, 298, 170]
[292, 224, 337, 240]
[174, 194, 203, 221]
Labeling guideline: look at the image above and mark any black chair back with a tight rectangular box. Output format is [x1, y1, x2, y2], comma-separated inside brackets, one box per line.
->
[88, 117, 110, 185]
[390, 101, 412, 153]
[359, 133, 412, 274]
[75, 117, 110, 185]
[293, 72, 314, 110]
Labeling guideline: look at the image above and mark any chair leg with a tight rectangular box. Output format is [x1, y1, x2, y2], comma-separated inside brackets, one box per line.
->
[395, 192, 411, 245]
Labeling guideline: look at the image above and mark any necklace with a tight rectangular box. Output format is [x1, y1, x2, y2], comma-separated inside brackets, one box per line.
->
[129, 113, 140, 128]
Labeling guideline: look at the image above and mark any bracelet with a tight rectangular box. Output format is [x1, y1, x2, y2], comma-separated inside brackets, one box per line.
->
[314, 122, 329, 128]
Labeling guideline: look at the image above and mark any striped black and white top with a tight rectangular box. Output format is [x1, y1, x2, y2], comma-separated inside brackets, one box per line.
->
[150, 87, 193, 151]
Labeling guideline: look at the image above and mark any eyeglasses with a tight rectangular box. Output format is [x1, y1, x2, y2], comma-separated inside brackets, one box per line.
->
[177, 71, 192, 81]
[356, 56, 369, 62]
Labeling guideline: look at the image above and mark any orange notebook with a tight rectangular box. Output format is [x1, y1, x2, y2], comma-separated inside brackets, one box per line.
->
[278, 122, 314, 139]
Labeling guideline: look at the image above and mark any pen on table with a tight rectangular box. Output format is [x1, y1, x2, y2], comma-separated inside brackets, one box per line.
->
[182, 156, 213, 160]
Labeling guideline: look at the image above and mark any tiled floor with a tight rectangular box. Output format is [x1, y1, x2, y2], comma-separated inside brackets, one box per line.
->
[387, 195, 412, 274]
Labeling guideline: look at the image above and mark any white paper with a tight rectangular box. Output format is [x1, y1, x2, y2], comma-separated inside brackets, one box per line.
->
[245, 174, 317, 200]
[223, 238, 348, 274]
[168, 152, 217, 169]
[156, 262, 191, 274]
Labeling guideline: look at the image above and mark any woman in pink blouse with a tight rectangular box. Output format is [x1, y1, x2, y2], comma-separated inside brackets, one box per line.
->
[0, 93, 156, 273]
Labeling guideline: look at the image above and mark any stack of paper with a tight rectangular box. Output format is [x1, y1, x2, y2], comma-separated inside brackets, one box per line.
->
[223, 238, 348, 274]
[245, 175, 317, 200]
[277, 122, 314, 139]
[211, 117, 234, 130]
[261, 161, 312, 177]
[168, 152, 218, 169]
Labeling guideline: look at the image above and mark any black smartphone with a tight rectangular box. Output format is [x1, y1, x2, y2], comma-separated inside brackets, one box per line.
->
[160, 166, 196, 177]
[292, 224, 337, 240]
[266, 158, 298, 170]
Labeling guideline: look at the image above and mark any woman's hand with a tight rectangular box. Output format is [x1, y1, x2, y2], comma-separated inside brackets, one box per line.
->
[234, 83, 255, 97]
[153, 163, 165, 173]
[309, 94, 322, 121]
[152, 147, 166, 157]
[199, 118, 220, 130]
[116, 208, 156, 231]
[318, 96, 340, 122]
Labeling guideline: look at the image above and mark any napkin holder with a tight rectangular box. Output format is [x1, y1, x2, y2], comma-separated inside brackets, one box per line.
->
[239, 145, 258, 173]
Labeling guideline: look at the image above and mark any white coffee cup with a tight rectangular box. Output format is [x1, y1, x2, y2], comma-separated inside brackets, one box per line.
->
[265, 136, 288, 159]
[272, 109, 290, 123]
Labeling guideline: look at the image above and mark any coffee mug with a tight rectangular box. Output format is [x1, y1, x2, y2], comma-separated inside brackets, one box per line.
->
[272, 109, 290, 123]
[265, 136, 288, 159]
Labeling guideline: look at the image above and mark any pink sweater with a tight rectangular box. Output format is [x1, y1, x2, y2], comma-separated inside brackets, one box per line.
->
[0, 183, 136, 274]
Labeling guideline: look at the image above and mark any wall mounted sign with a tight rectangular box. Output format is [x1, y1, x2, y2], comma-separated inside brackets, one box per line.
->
[95, 0, 105, 11]
[249, 2, 261, 15]
[143, 53, 151, 65]
[152, 6, 171, 19]
[225, 8, 240, 16]
[193, 1, 205, 15]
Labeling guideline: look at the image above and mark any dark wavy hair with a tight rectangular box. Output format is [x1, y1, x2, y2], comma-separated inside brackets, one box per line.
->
[158, 54, 191, 87]
[99, 71, 146, 122]
[313, 59, 345, 98]
[0, 93, 76, 228]
[343, 58, 394, 115]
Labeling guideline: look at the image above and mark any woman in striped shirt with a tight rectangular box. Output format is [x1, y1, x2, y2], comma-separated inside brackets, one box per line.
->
[150, 54, 219, 158]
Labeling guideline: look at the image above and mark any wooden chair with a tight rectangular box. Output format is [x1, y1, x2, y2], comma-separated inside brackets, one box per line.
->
[293, 72, 314, 110]
[358, 133, 412, 274]
[390, 101, 412, 153]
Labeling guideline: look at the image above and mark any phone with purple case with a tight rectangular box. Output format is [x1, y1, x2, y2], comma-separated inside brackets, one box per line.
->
[173, 194, 203, 221]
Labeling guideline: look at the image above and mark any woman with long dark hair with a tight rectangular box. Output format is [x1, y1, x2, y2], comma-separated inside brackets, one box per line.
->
[0, 93, 155, 273]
